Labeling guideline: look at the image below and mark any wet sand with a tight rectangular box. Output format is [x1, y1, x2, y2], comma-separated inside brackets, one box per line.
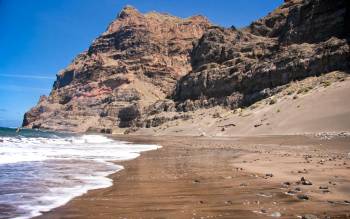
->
[36, 135, 350, 219]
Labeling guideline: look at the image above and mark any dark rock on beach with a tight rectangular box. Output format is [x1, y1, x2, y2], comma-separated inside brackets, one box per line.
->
[297, 194, 310, 200]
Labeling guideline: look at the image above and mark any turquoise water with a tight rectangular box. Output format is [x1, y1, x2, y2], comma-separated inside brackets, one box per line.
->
[0, 127, 68, 138]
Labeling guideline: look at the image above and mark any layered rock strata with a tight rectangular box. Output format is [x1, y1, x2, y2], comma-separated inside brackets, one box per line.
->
[23, 6, 211, 132]
[23, 0, 349, 132]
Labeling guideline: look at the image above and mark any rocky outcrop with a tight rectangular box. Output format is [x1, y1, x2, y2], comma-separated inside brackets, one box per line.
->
[23, 0, 350, 133]
[249, 0, 349, 44]
[173, 0, 349, 109]
[174, 30, 349, 105]
[23, 6, 211, 132]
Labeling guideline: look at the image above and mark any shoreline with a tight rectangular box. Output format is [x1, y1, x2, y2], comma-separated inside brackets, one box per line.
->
[0, 130, 160, 219]
[35, 134, 350, 219]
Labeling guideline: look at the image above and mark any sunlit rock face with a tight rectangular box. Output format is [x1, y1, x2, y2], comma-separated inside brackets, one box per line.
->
[23, 0, 349, 132]
[23, 6, 211, 132]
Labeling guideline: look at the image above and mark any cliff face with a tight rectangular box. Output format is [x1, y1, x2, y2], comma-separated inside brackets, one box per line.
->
[249, 0, 349, 44]
[173, 0, 349, 108]
[23, 0, 350, 133]
[23, 6, 211, 132]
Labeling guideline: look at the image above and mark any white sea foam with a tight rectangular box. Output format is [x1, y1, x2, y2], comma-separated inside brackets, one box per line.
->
[0, 134, 160, 219]
[0, 135, 159, 164]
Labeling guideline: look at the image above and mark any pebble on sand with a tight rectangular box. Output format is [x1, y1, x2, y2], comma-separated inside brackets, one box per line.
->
[265, 173, 273, 177]
[282, 181, 291, 186]
[301, 214, 319, 219]
[270, 211, 282, 217]
[225, 200, 233, 205]
[297, 194, 309, 200]
[300, 177, 312, 185]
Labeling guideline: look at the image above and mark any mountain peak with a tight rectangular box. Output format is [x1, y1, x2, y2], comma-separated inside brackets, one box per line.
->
[118, 5, 140, 19]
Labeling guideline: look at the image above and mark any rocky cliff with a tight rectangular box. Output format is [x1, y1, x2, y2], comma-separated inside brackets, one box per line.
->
[23, 0, 350, 133]
[174, 0, 349, 107]
[23, 6, 211, 132]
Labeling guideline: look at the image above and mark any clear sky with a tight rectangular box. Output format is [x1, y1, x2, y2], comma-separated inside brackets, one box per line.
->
[0, 0, 283, 128]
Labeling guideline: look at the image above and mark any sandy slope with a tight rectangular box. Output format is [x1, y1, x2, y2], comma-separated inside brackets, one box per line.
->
[220, 77, 350, 135]
[135, 74, 350, 136]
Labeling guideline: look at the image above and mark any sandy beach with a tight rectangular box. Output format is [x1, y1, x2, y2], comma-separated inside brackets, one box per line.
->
[2, 0, 349, 218]
[35, 134, 350, 219]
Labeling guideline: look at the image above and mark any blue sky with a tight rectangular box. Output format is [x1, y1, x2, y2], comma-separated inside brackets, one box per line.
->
[0, 0, 282, 127]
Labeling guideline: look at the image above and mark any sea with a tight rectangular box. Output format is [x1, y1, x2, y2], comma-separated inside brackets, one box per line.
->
[0, 127, 160, 219]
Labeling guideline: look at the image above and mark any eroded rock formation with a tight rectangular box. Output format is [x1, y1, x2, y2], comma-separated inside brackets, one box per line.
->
[23, 6, 211, 132]
[23, 0, 349, 133]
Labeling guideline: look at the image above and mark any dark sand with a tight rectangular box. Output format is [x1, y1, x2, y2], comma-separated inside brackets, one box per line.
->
[35, 135, 350, 219]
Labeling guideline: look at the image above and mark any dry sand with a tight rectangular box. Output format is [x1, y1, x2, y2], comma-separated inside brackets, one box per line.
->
[134, 73, 350, 137]
[35, 135, 350, 219]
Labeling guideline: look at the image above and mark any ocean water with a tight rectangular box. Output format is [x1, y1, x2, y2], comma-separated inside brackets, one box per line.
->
[0, 127, 160, 219]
